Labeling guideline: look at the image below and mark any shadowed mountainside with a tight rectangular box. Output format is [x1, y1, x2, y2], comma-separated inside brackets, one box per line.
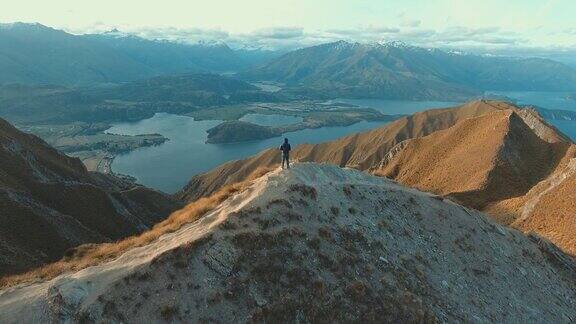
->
[0, 118, 181, 275]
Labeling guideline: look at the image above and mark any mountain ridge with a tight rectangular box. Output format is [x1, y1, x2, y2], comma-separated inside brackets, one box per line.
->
[2, 163, 576, 322]
[375, 109, 570, 209]
[240, 41, 576, 100]
[178, 100, 576, 255]
[0, 23, 276, 86]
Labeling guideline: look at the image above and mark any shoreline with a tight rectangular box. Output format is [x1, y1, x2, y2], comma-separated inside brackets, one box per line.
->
[73, 150, 135, 181]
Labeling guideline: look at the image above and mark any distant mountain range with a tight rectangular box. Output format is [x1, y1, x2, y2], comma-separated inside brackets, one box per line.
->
[0, 74, 282, 125]
[240, 41, 576, 100]
[2, 23, 576, 101]
[0, 23, 279, 86]
[85, 73, 279, 104]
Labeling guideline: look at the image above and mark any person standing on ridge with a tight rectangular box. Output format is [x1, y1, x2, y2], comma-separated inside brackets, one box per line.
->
[280, 138, 291, 169]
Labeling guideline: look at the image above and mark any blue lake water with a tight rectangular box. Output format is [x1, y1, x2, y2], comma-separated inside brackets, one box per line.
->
[549, 120, 576, 141]
[108, 113, 390, 193]
[486, 91, 576, 112]
[490, 91, 576, 141]
[239, 113, 303, 126]
[108, 95, 575, 193]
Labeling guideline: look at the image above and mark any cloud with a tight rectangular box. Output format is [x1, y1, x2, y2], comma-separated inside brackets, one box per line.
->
[324, 25, 400, 41]
[365, 25, 401, 34]
[135, 27, 230, 42]
[401, 20, 421, 28]
[409, 26, 523, 48]
[67, 22, 567, 56]
[262, 25, 525, 51]
[251, 27, 304, 39]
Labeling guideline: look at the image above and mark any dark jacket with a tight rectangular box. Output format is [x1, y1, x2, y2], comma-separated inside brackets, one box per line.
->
[280, 143, 291, 155]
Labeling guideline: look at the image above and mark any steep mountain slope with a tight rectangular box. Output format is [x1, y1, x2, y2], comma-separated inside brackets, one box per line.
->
[241, 41, 576, 99]
[178, 100, 576, 255]
[487, 145, 576, 253]
[2, 164, 576, 322]
[511, 162, 576, 252]
[375, 110, 571, 209]
[0, 118, 181, 275]
[0, 74, 278, 125]
[178, 100, 517, 200]
[0, 23, 270, 86]
[0, 23, 152, 85]
[370, 108, 576, 253]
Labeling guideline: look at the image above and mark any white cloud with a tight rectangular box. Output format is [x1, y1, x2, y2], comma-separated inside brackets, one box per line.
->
[251, 27, 304, 39]
[401, 20, 421, 28]
[61, 22, 574, 57]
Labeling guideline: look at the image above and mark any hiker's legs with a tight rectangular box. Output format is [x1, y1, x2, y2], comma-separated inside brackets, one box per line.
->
[282, 154, 289, 169]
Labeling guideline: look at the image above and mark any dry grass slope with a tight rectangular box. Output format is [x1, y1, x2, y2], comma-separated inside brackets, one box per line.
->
[178, 100, 528, 202]
[0, 167, 274, 288]
[374, 110, 571, 209]
[178, 100, 576, 255]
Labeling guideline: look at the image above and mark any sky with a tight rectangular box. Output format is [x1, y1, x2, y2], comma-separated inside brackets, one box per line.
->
[1, 0, 575, 53]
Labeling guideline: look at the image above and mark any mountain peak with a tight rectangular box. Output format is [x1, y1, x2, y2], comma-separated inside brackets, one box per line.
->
[0, 22, 53, 31]
[100, 27, 132, 38]
[375, 40, 414, 49]
[322, 40, 361, 50]
[3, 162, 576, 322]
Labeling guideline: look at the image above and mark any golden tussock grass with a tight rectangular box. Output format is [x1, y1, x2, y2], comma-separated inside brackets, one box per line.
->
[0, 166, 275, 288]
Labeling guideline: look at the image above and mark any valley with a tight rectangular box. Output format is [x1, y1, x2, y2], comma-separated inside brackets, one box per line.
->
[106, 113, 393, 193]
[104, 93, 576, 193]
[2, 26, 576, 185]
[105, 100, 456, 193]
[0, 75, 396, 175]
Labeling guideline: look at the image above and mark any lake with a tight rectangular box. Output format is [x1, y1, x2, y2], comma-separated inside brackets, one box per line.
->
[490, 91, 576, 141]
[487, 91, 576, 112]
[108, 113, 390, 193]
[108, 95, 575, 193]
[549, 120, 576, 140]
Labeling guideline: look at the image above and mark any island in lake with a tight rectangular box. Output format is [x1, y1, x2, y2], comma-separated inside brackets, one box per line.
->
[200, 101, 398, 143]
[206, 121, 282, 143]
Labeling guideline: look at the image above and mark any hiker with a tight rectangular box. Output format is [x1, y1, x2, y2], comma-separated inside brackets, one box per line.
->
[279, 138, 291, 169]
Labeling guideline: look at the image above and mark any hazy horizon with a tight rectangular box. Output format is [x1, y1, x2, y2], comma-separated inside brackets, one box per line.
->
[1, 0, 575, 55]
